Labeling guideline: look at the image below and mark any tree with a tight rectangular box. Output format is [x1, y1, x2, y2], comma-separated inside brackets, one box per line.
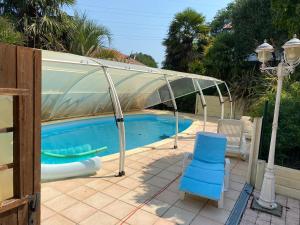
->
[162, 8, 209, 73]
[66, 12, 111, 56]
[271, 0, 300, 36]
[130, 52, 157, 68]
[210, 3, 234, 36]
[0, 16, 23, 45]
[0, 0, 75, 50]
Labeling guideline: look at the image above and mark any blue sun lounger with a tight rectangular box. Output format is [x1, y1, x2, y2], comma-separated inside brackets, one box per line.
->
[179, 132, 228, 208]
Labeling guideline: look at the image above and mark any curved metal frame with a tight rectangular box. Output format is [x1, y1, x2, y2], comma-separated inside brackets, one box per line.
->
[224, 82, 233, 119]
[214, 81, 225, 119]
[164, 75, 178, 149]
[102, 67, 126, 176]
[194, 79, 207, 131]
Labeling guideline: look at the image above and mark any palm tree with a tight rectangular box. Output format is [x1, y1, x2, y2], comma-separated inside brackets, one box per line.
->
[67, 12, 111, 56]
[0, 0, 75, 49]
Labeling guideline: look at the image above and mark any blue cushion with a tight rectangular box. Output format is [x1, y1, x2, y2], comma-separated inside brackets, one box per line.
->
[183, 165, 224, 185]
[189, 160, 224, 171]
[193, 132, 227, 163]
[179, 176, 223, 201]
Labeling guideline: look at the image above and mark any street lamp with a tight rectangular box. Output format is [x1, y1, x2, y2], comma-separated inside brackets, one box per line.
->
[254, 35, 300, 212]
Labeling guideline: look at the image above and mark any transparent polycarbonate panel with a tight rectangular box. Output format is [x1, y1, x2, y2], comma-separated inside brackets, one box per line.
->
[0, 169, 13, 202]
[42, 61, 97, 120]
[0, 96, 13, 165]
[108, 68, 167, 111]
[170, 78, 196, 99]
[52, 70, 110, 119]
[217, 82, 230, 99]
[195, 79, 218, 90]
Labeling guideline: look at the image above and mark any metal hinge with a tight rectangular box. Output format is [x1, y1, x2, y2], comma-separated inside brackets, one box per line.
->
[28, 192, 40, 225]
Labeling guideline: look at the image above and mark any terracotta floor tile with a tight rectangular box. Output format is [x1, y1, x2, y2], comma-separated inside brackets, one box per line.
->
[190, 215, 223, 225]
[41, 187, 62, 203]
[155, 190, 180, 205]
[61, 202, 97, 223]
[130, 171, 153, 182]
[85, 178, 113, 191]
[126, 209, 159, 225]
[83, 192, 115, 210]
[119, 190, 148, 207]
[142, 199, 171, 216]
[146, 176, 171, 188]
[67, 185, 96, 201]
[117, 177, 142, 189]
[162, 206, 196, 225]
[142, 166, 163, 175]
[175, 195, 206, 213]
[199, 204, 231, 224]
[101, 184, 130, 198]
[101, 200, 136, 220]
[79, 211, 119, 225]
[41, 205, 56, 221]
[42, 214, 76, 225]
[44, 194, 78, 212]
[157, 170, 179, 181]
[154, 218, 177, 225]
[48, 180, 80, 193]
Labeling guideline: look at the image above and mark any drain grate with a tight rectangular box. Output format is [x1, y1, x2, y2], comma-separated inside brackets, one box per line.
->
[225, 183, 253, 225]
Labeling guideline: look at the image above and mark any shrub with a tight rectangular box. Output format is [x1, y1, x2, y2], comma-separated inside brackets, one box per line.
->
[250, 81, 300, 169]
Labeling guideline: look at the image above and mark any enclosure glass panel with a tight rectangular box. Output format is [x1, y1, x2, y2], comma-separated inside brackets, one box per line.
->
[0, 169, 13, 202]
[0, 96, 13, 165]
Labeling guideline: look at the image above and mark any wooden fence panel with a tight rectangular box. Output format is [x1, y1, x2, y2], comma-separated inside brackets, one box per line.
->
[0, 44, 41, 225]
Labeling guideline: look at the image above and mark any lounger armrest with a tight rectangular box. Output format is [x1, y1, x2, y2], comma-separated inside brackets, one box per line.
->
[224, 158, 230, 191]
[182, 152, 193, 173]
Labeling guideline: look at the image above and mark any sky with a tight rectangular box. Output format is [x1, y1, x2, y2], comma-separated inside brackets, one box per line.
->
[65, 0, 232, 67]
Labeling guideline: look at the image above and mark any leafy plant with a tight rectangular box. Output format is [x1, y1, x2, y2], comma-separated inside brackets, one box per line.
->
[130, 52, 157, 68]
[0, 16, 23, 45]
[250, 81, 300, 169]
[67, 12, 111, 56]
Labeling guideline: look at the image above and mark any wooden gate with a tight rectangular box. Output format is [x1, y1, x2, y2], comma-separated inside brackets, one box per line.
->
[0, 44, 41, 225]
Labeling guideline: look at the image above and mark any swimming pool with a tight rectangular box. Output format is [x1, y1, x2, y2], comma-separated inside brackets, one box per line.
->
[42, 114, 192, 164]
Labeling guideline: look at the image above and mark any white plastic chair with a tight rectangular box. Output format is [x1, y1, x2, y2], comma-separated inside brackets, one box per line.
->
[217, 119, 246, 159]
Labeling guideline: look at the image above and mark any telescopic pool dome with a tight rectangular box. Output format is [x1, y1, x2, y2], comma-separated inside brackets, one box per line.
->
[41, 50, 231, 176]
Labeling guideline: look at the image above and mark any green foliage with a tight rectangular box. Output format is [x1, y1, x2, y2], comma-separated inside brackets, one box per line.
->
[66, 12, 111, 56]
[130, 52, 157, 68]
[0, 0, 75, 50]
[94, 48, 118, 60]
[210, 3, 234, 36]
[163, 8, 209, 73]
[271, 0, 300, 36]
[0, 16, 23, 44]
[250, 81, 300, 169]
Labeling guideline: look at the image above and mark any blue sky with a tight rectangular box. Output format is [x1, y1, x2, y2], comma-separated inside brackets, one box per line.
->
[65, 0, 232, 67]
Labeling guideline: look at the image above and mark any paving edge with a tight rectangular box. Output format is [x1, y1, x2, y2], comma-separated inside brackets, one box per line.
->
[225, 183, 254, 225]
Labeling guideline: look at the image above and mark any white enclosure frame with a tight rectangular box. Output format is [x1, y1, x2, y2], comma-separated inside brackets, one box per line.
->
[214, 81, 225, 119]
[194, 79, 207, 131]
[41, 50, 231, 176]
[164, 75, 178, 148]
[102, 67, 126, 176]
[224, 82, 233, 119]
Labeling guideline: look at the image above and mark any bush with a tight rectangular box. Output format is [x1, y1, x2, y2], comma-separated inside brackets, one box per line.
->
[250, 81, 300, 169]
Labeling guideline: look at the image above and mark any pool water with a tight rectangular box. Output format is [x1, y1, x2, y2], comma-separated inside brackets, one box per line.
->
[42, 114, 192, 164]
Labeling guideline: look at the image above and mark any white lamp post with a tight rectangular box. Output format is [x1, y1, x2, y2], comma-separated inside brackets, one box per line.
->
[255, 35, 300, 210]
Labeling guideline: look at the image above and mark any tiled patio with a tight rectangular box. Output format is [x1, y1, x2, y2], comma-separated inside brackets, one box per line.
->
[40, 118, 249, 225]
[240, 191, 300, 225]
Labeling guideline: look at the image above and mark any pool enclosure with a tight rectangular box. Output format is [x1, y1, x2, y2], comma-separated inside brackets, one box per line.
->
[41, 50, 232, 176]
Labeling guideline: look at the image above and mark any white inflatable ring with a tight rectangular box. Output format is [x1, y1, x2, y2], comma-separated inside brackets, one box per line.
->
[41, 156, 101, 181]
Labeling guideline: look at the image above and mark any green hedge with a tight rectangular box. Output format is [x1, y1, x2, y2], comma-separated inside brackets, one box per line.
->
[250, 81, 300, 169]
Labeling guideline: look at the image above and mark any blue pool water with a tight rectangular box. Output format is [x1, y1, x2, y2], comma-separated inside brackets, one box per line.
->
[42, 114, 192, 164]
